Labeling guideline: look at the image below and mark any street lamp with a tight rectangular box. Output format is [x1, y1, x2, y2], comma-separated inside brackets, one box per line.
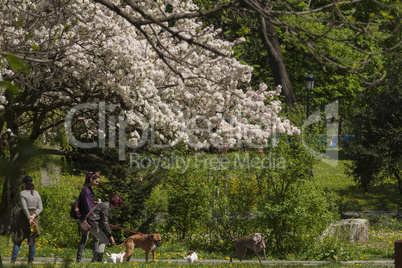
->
[304, 72, 315, 119]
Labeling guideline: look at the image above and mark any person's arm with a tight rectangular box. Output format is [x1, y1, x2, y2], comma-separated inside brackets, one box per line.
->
[100, 205, 113, 239]
[34, 191, 43, 216]
[20, 192, 31, 221]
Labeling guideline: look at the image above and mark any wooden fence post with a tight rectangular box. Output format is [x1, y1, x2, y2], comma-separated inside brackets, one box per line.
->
[395, 240, 402, 268]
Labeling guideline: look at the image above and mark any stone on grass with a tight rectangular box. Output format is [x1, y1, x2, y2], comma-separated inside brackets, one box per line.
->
[323, 219, 369, 243]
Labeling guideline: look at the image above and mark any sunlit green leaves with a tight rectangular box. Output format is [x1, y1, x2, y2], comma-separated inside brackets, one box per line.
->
[236, 26, 250, 37]
[32, 44, 40, 50]
[18, 18, 24, 28]
[4, 54, 29, 73]
[1, 54, 28, 102]
[380, 11, 395, 20]
[64, 24, 70, 32]
[0, 81, 20, 103]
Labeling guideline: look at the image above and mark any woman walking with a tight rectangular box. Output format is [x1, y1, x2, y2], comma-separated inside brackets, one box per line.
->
[11, 176, 43, 264]
[76, 172, 100, 263]
[86, 194, 123, 262]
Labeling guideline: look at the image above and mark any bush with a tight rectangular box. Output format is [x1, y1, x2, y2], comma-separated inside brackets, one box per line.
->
[254, 136, 339, 256]
[263, 182, 339, 256]
[304, 235, 362, 261]
[36, 175, 82, 247]
[156, 135, 339, 257]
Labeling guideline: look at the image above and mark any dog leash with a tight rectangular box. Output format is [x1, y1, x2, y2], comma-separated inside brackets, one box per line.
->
[109, 224, 143, 235]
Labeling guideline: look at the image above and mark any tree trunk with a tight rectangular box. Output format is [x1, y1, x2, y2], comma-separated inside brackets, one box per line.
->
[0, 172, 22, 235]
[0, 166, 22, 267]
[338, 116, 344, 148]
[258, 16, 295, 109]
[395, 171, 402, 195]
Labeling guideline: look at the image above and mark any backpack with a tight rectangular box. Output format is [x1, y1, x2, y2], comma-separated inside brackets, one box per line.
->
[69, 195, 81, 219]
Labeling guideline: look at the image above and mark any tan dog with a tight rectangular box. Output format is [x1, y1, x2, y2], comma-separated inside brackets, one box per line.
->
[229, 233, 266, 264]
[114, 233, 162, 261]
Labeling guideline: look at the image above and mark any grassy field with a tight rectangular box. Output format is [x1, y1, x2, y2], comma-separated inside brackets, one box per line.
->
[309, 149, 402, 262]
[313, 149, 402, 211]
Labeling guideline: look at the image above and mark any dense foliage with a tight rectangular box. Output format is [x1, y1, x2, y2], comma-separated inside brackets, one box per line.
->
[0, 0, 300, 236]
[1, 0, 400, 263]
[344, 58, 402, 193]
[152, 135, 338, 256]
[19, 140, 338, 257]
[36, 178, 82, 247]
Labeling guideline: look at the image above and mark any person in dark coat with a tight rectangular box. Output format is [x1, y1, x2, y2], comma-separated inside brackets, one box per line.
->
[76, 172, 100, 263]
[11, 176, 43, 264]
[86, 194, 123, 262]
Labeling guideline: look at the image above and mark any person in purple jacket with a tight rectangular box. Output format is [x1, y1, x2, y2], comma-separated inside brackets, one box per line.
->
[75, 172, 100, 263]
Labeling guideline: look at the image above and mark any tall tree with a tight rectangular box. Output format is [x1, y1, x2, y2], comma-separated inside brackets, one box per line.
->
[344, 56, 402, 193]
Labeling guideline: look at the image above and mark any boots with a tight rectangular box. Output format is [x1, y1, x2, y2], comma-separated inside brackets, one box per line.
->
[90, 248, 97, 262]
[11, 257, 16, 264]
[97, 252, 104, 263]
[91, 252, 103, 263]
[28, 258, 34, 264]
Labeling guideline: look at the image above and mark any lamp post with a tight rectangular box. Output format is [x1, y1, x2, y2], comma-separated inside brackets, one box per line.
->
[304, 72, 315, 119]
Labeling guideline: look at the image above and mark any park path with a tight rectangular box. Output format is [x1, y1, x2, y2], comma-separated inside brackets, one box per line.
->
[3, 257, 395, 266]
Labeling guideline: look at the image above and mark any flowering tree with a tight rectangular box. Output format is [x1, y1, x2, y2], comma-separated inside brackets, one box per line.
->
[0, 0, 300, 238]
[94, 0, 401, 108]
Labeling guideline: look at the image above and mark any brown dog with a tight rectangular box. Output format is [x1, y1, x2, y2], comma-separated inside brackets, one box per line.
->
[114, 233, 162, 261]
[229, 233, 266, 264]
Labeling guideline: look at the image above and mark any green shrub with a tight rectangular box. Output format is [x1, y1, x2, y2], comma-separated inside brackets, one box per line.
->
[155, 135, 339, 257]
[36, 175, 82, 247]
[263, 182, 339, 256]
[304, 235, 362, 261]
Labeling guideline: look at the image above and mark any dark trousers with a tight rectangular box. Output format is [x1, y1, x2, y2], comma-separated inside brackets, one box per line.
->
[76, 229, 99, 262]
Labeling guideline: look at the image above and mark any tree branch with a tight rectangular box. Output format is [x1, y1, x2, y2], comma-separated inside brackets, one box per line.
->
[37, 148, 116, 165]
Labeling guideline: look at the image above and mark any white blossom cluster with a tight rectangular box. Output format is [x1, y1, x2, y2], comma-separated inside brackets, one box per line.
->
[0, 0, 300, 150]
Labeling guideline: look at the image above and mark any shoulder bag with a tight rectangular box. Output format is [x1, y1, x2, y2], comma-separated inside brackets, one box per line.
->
[80, 204, 98, 233]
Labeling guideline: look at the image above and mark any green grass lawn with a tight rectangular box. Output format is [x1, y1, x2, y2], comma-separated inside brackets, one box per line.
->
[313, 148, 402, 211]
[0, 235, 231, 262]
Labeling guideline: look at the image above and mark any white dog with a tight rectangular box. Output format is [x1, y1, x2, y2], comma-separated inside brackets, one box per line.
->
[184, 251, 198, 263]
[106, 250, 126, 263]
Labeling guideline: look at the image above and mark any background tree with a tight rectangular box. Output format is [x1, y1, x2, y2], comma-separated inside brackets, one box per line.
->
[344, 56, 401, 193]
[192, 0, 368, 137]
[98, 0, 401, 108]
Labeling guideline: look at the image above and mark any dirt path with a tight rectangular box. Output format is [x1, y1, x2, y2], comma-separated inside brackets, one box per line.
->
[3, 257, 394, 266]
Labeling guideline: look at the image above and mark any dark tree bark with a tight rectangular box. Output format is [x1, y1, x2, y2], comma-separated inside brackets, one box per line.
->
[338, 116, 344, 148]
[0, 166, 22, 235]
[258, 16, 295, 109]
[395, 170, 402, 195]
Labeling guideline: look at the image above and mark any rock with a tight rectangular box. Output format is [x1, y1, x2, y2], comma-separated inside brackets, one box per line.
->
[323, 219, 369, 243]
